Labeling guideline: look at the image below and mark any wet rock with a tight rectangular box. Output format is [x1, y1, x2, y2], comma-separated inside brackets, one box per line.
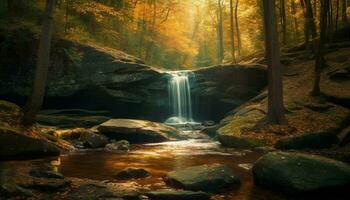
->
[203, 120, 215, 126]
[144, 190, 211, 200]
[252, 151, 350, 195]
[0, 182, 34, 198]
[67, 183, 118, 200]
[275, 131, 338, 150]
[201, 125, 219, 138]
[105, 140, 130, 152]
[29, 169, 65, 179]
[114, 168, 150, 180]
[37, 114, 110, 128]
[97, 119, 181, 143]
[218, 134, 265, 149]
[54, 128, 88, 140]
[20, 178, 71, 191]
[0, 126, 61, 160]
[164, 164, 240, 192]
[79, 131, 109, 148]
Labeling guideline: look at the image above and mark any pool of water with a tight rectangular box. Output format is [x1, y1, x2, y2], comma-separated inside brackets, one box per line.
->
[1, 139, 290, 200]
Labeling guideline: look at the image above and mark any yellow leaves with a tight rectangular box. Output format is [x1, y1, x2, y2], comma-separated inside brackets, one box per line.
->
[73, 2, 122, 22]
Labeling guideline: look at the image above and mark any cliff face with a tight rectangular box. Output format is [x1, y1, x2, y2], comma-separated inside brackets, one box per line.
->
[0, 32, 267, 122]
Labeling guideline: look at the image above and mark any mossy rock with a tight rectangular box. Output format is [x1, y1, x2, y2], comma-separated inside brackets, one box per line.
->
[218, 134, 265, 148]
[217, 110, 264, 136]
[252, 151, 350, 195]
[0, 100, 22, 121]
[217, 109, 265, 148]
[0, 126, 60, 160]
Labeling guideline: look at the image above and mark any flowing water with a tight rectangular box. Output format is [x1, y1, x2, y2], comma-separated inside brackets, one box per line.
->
[165, 71, 194, 124]
[1, 137, 290, 200]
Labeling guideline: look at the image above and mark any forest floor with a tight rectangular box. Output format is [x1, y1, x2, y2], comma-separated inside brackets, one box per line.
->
[217, 43, 350, 162]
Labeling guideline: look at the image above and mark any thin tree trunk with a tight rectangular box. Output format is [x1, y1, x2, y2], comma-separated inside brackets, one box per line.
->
[312, 0, 329, 96]
[22, 0, 56, 125]
[342, 0, 348, 23]
[280, 0, 287, 45]
[291, 0, 299, 41]
[301, 0, 317, 52]
[64, 0, 70, 33]
[262, 0, 287, 124]
[145, 0, 156, 62]
[335, 0, 340, 32]
[230, 0, 236, 63]
[138, 4, 146, 59]
[217, 0, 224, 64]
[235, 0, 241, 56]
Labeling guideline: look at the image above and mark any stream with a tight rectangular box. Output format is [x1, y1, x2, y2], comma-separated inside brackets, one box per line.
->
[1, 137, 290, 200]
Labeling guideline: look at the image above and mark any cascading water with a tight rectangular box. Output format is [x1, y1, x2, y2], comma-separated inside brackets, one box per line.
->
[165, 71, 194, 124]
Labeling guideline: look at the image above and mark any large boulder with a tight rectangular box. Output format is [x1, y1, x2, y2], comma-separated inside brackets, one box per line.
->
[0, 126, 60, 160]
[163, 164, 240, 192]
[97, 119, 181, 143]
[252, 151, 350, 195]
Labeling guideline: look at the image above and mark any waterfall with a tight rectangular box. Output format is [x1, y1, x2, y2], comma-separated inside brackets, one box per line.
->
[165, 71, 194, 124]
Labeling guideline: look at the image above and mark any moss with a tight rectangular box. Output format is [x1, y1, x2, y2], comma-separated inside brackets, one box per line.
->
[217, 110, 265, 136]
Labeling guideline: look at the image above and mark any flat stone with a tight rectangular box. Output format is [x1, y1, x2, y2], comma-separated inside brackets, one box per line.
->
[97, 119, 181, 143]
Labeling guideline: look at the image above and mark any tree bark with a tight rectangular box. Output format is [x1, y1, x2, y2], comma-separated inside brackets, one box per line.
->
[230, 0, 236, 63]
[262, 0, 287, 124]
[335, 0, 340, 31]
[217, 0, 224, 64]
[341, 0, 347, 24]
[64, 0, 70, 33]
[301, 0, 317, 52]
[280, 0, 287, 45]
[291, 0, 299, 41]
[22, 0, 56, 125]
[235, 0, 241, 56]
[312, 0, 329, 96]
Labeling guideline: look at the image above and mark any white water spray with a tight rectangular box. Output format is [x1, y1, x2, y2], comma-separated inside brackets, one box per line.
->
[165, 71, 194, 124]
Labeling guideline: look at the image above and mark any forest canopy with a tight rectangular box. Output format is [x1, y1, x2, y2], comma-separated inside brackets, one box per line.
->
[0, 0, 349, 69]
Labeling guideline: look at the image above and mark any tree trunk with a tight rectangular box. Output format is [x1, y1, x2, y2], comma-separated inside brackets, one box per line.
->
[312, 0, 329, 96]
[22, 0, 56, 125]
[280, 0, 287, 45]
[145, 0, 157, 62]
[335, 0, 340, 31]
[301, 0, 317, 52]
[262, 0, 287, 124]
[217, 0, 224, 64]
[230, 0, 236, 63]
[64, 0, 70, 33]
[235, 0, 242, 56]
[291, 0, 299, 41]
[342, 0, 348, 23]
